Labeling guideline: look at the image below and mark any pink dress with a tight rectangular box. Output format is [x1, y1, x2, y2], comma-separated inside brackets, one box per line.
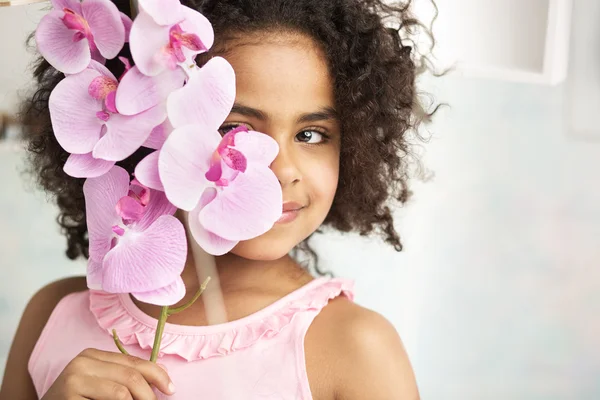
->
[28, 277, 354, 399]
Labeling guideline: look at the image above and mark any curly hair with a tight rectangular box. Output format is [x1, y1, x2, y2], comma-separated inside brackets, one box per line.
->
[19, 0, 440, 273]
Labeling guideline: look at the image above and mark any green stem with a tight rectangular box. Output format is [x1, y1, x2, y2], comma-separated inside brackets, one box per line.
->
[149, 305, 169, 363]
[148, 276, 211, 362]
[112, 329, 129, 356]
[168, 277, 211, 315]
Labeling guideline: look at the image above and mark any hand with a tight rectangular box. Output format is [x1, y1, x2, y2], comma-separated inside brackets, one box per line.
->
[41, 348, 175, 400]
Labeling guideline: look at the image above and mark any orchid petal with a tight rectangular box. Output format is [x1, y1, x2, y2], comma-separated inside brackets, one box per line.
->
[116, 66, 185, 115]
[159, 124, 220, 210]
[49, 69, 104, 154]
[134, 189, 176, 231]
[120, 12, 132, 42]
[88, 75, 118, 100]
[131, 276, 186, 306]
[51, 0, 82, 14]
[138, 0, 184, 26]
[35, 10, 91, 74]
[102, 214, 187, 293]
[64, 152, 115, 178]
[116, 195, 145, 221]
[84, 166, 130, 261]
[135, 151, 164, 191]
[87, 258, 103, 290]
[200, 166, 282, 241]
[189, 188, 238, 255]
[86, 59, 116, 78]
[233, 130, 280, 165]
[129, 10, 171, 76]
[167, 56, 235, 129]
[179, 6, 214, 57]
[82, 0, 125, 59]
[143, 118, 172, 149]
[93, 104, 167, 161]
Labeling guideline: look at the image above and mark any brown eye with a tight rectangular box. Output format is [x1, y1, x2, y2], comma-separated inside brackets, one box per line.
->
[218, 123, 253, 136]
[295, 130, 326, 144]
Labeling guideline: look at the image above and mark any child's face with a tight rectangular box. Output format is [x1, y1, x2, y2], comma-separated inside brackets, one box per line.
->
[219, 32, 341, 260]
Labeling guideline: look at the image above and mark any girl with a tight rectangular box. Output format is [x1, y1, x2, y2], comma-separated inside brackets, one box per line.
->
[1, 0, 436, 398]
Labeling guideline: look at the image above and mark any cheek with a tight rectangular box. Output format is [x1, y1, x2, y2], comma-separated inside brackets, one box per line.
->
[309, 152, 339, 207]
[315, 164, 338, 206]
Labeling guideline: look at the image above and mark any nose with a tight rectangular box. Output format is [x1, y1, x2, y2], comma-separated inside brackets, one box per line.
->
[270, 145, 301, 187]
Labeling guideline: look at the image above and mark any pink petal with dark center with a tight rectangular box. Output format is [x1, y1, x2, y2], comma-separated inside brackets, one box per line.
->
[49, 69, 105, 154]
[200, 166, 282, 241]
[159, 124, 220, 210]
[177, 6, 214, 62]
[82, 0, 125, 59]
[219, 147, 247, 172]
[134, 189, 176, 232]
[116, 195, 145, 221]
[188, 188, 238, 255]
[167, 56, 235, 129]
[101, 214, 187, 294]
[35, 10, 91, 74]
[64, 152, 115, 178]
[93, 104, 167, 161]
[84, 166, 130, 261]
[131, 276, 186, 306]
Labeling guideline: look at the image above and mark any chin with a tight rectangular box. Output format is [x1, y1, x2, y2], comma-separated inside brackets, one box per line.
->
[230, 229, 300, 261]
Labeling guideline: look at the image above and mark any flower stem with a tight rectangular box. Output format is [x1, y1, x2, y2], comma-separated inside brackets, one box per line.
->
[168, 277, 211, 315]
[148, 276, 211, 362]
[112, 329, 129, 356]
[149, 305, 169, 363]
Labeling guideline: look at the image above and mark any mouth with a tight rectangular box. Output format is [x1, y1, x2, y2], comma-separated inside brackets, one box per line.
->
[276, 201, 306, 224]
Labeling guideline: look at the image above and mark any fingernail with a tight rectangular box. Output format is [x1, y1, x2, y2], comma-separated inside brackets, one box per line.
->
[168, 381, 176, 394]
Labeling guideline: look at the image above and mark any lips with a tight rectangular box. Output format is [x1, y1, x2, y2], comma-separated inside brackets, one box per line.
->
[277, 201, 305, 224]
[282, 201, 304, 212]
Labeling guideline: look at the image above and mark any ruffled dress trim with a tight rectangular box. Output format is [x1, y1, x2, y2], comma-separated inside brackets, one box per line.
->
[89, 277, 354, 362]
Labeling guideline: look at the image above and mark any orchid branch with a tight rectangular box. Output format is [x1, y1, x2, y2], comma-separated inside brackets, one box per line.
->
[148, 276, 212, 362]
[112, 329, 130, 356]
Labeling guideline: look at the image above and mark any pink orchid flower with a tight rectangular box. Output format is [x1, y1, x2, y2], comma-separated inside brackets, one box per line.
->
[159, 125, 282, 255]
[129, 3, 214, 77]
[85, 166, 187, 306]
[35, 0, 131, 74]
[49, 60, 168, 178]
[134, 56, 236, 191]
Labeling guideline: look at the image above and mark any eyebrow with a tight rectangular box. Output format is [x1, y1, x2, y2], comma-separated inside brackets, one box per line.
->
[230, 103, 338, 124]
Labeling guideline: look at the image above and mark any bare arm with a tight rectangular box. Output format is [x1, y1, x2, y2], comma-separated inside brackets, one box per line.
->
[0, 276, 87, 400]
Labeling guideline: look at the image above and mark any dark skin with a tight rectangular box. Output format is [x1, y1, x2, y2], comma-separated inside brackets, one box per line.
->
[1, 32, 419, 400]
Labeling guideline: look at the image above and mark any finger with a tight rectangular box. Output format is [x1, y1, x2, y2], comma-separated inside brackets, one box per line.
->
[89, 359, 159, 400]
[64, 373, 134, 400]
[78, 348, 175, 395]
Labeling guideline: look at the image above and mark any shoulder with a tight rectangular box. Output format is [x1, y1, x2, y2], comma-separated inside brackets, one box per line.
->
[0, 276, 87, 400]
[309, 296, 420, 400]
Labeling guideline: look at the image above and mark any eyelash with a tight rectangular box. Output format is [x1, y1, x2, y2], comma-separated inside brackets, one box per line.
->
[218, 124, 331, 145]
